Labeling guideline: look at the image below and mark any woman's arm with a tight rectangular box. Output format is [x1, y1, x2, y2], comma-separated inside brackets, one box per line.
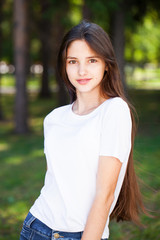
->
[81, 156, 122, 240]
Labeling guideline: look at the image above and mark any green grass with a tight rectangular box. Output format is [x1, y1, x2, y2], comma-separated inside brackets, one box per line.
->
[0, 90, 160, 240]
[0, 74, 56, 89]
[0, 93, 56, 239]
[0, 74, 40, 87]
[125, 66, 160, 89]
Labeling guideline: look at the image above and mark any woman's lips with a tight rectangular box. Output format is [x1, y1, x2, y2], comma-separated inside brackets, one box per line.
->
[76, 78, 92, 85]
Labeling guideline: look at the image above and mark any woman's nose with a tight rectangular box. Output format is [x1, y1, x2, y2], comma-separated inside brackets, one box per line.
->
[78, 63, 87, 76]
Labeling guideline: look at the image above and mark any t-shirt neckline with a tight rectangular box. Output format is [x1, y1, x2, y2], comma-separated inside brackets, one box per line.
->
[70, 98, 112, 118]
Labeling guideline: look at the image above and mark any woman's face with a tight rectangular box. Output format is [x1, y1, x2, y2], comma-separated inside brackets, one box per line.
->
[66, 40, 107, 96]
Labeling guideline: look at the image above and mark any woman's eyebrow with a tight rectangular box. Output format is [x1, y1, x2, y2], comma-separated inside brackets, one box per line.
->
[87, 56, 100, 59]
[66, 56, 100, 59]
[66, 56, 77, 59]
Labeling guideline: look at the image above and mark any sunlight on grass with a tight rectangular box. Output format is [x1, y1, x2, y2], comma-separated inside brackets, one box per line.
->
[4, 156, 24, 165]
[1, 74, 57, 90]
[1, 74, 15, 87]
[32, 149, 44, 157]
[0, 142, 9, 151]
[128, 80, 160, 90]
[1, 201, 28, 218]
[125, 65, 160, 89]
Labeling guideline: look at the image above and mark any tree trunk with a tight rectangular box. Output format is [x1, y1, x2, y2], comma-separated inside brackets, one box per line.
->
[0, 74, 4, 120]
[82, 0, 93, 20]
[39, 1, 52, 98]
[39, 35, 51, 98]
[111, 4, 127, 92]
[13, 0, 29, 134]
[0, 0, 5, 120]
[52, 12, 69, 106]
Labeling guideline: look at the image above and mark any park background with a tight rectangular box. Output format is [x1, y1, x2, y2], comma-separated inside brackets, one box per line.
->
[0, 0, 160, 239]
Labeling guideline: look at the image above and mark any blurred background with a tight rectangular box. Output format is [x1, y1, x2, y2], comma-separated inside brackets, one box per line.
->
[0, 0, 160, 239]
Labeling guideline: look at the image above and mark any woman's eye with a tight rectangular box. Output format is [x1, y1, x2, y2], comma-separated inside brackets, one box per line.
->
[89, 59, 97, 63]
[68, 60, 77, 64]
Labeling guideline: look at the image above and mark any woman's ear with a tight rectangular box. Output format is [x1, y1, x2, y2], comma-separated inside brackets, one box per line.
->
[105, 65, 108, 71]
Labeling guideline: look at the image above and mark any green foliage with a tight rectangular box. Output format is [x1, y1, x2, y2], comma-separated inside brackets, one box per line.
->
[68, 0, 83, 25]
[125, 10, 160, 63]
[0, 89, 160, 239]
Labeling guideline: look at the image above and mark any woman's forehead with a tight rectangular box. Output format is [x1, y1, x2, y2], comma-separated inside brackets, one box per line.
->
[66, 40, 100, 58]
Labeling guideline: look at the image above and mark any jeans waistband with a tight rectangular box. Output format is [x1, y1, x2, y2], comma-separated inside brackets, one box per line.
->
[24, 212, 83, 238]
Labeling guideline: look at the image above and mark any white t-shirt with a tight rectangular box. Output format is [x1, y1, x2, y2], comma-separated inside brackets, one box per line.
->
[30, 97, 132, 239]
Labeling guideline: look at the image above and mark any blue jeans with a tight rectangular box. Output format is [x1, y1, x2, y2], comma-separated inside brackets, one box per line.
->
[20, 212, 108, 240]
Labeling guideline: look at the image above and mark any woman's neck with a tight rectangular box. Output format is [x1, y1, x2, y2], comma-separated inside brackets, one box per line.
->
[72, 92, 108, 115]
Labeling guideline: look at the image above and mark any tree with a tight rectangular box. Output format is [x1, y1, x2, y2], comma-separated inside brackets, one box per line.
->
[37, 0, 52, 98]
[30, 0, 70, 103]
[52, 13, 69, 105]
[52, 1, 72, 105]
[13, 0, 29, 133]
[82, 0, 92, 20]
[0, 0, 5, 120]
[110, 2, 126, 92]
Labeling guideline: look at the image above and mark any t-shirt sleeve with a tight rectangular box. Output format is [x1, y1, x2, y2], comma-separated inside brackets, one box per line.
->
[43, 108, 57, 154]
[43, 116, 47, 154]
[99, 99, 132, 163]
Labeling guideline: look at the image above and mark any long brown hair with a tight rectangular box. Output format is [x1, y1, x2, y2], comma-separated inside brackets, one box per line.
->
[57, 20, 146, 224]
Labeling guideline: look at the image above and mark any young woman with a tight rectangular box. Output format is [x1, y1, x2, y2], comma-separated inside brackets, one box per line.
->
[20, 21, 145, 240]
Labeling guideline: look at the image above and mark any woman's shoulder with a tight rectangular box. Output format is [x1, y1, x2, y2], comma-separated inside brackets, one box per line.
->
[44, 104, 71, 124]
[101, 97, 131, 122]
[104, 97, 129, 111]
[101, 97, 132, 128]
